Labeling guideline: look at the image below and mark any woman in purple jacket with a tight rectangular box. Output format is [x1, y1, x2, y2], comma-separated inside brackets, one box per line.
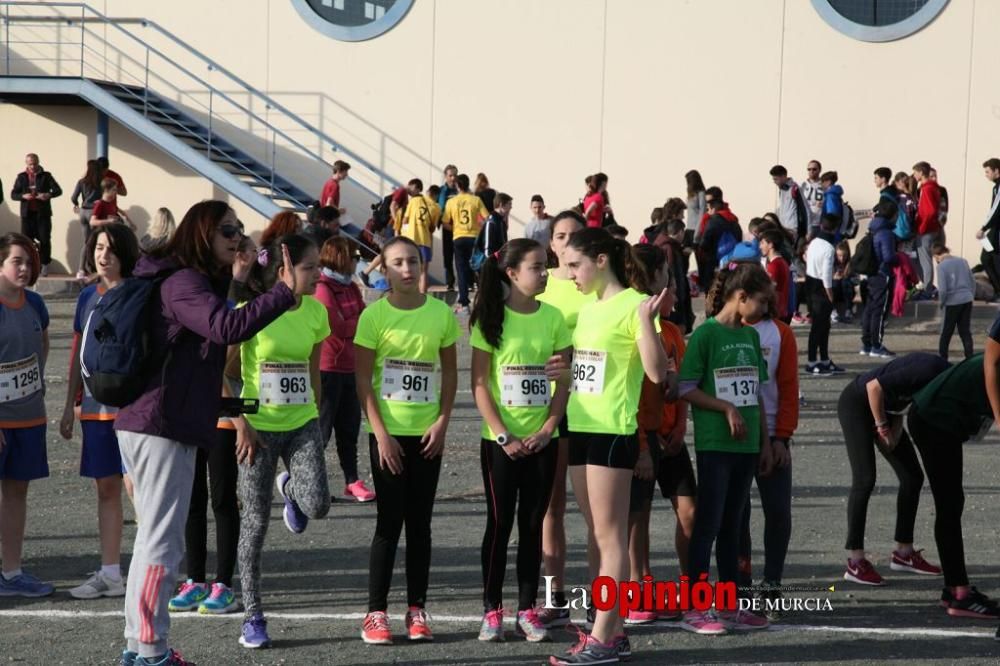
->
[114, 201, 297, 666]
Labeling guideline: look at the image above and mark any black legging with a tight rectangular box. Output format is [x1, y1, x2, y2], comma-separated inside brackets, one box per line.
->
[939, 302, 974, 361]
[319, 371, 361, 484]
[185, 428, 240, 587]
[906, 409, 968, 588]
[806, 276, 833, 362]
[367, 434, 442, 612]
[839, 382, 924, 550]
[480, 438, 558, 612]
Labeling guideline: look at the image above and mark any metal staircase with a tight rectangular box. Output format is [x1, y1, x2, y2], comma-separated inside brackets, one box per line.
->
[0, 1, 400, 246]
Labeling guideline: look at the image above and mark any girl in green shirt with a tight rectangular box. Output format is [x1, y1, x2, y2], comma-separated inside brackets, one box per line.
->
[470, 239, 572, 643]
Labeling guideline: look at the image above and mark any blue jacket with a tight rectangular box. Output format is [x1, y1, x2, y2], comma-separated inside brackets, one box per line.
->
[869, 214, 898, 276]
[823, 184, 844, 217]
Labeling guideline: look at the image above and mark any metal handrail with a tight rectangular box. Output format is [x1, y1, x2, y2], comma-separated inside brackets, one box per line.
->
[0, 1, 401, 200]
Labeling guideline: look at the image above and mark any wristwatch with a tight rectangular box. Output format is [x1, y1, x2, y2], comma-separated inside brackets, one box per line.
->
[496, 432, 512, 447]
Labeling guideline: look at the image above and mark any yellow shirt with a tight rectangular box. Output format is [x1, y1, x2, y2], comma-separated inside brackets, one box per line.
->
[398, 195, 436, 248]
[537, 271, 596, 334]
[443, 192, 489, 239]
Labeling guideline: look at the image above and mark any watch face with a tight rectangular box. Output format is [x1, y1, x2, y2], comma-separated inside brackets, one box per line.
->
[292, 0, 414, 42]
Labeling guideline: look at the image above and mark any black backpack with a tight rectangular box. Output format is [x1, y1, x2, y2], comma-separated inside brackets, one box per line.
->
[840, 202, 859, 239]
[370, 193, 394, 232]
[850, 233, 879, 277]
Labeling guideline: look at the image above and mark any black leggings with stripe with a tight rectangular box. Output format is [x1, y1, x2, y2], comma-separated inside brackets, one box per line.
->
[480, 438, 558, 611]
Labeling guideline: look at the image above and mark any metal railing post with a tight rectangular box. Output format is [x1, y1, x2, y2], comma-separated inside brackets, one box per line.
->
[270, 128, 277, 195]
[207, 88, 213, 159]
[143, 47, 149, 117]
[79, 5, 84, 77]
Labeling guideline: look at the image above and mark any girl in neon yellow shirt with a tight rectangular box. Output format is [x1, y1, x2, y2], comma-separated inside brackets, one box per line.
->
[469, 239, 572, 643]
[355, 237, 459, 645]
[551, 227, 672, 665]
[535, 210, 592, 627]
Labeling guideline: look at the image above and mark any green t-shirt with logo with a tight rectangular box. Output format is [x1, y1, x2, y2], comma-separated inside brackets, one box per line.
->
[537, 271, 595, 334]
[680, 317, 768, 453]
[354, 295, 460, 436]
[241, 295, 330, 433]
[470, 302, 572, 440]
[567, 288, 659, 435]
[911, 353, 992, 439]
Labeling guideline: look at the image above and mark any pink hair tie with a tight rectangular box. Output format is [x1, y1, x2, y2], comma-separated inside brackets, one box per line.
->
[492, 251, 501, 261]
[257, 247, 269, 267]
[727, 261, 739, 271]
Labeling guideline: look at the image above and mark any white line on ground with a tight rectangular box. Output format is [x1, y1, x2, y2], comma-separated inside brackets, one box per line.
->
[0, 609, 993, 639]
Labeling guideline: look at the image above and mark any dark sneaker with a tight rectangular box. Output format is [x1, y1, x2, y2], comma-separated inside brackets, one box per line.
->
[844, 558, 885, 586]
[947, 589, 1000, 619]
[239, 613, 271, 648]
[276, 471, 308, 534]
[549, 635, 619, 665]
[890, 549, 942, 576]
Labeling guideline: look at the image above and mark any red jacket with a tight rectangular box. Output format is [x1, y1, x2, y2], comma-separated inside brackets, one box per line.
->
[915, 179, 941, 235]
[314, 273, 365, 373]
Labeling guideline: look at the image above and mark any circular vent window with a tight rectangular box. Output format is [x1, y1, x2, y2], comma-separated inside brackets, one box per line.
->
[811, 0, 949, 42]
[292, 0, 413, 42]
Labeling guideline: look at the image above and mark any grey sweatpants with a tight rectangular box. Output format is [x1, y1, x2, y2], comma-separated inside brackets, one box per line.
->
[117, 430, 197, 659]
[238, 419, 330, 619]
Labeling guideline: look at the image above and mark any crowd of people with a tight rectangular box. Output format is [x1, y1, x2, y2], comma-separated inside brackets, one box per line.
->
[2, 154, 1000, 666]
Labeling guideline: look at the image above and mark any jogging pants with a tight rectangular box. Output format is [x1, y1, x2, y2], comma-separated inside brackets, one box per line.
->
[480, 438, 558, 612]
[917, 232, 938, 291]
[906, 409, 968, 588]
[806, 276, 833, 362]
[839, 383, 924, 550]
[20, 212, 52, 266]
[237, 420, 330, 620]
[442, 226, 455, 288]
[367, 434, 442, 612]
[738, 456, 792, 585]
[116, 431, 197, 660]
[981, 250, 1000, 295]
[860, 274, 892, 350]
[453, 236, 477, 307]
[319, 371, 362, 485]
[939, 302, 974, 361]
[185, 428, 240, 588]
[688, 451, 756, 589]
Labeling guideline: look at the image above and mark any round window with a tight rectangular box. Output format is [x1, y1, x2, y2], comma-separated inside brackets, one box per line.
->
[292, 0, 414, 42]
[811, 0, 949, 42]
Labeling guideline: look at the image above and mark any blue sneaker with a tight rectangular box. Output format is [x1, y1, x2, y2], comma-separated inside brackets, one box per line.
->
[239, 612, 272, 648]
[870, 346, 896, 358]
[199, 582, 239, 614]
[120, 649, 138, 666]
[168, 580, 209, 612]
[859, 347, 872, 356]
[0, 571, 54, 597]
[134, 649, 194, 665]
[276, 471, 308, 534]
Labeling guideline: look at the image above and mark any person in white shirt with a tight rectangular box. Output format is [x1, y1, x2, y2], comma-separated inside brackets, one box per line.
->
[804, 214, 844, 376]
[801, 160, 824, 236]
[523, 194, 552, 244]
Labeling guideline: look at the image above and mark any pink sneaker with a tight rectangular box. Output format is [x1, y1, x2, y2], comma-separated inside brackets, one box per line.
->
[344, 480, 376, 502]
[844, 558, 885, 586]
[624, 608, 658, 625]
[679, 610, 727, 635]
[890, 549, 942, 575]
[720, 609, 769, 631]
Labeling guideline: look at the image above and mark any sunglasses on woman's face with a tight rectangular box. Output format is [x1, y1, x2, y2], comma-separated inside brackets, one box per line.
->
[218, 224, 243, 239]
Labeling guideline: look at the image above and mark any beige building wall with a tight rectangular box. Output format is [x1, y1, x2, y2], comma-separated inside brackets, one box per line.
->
[2, 0, 998, 273]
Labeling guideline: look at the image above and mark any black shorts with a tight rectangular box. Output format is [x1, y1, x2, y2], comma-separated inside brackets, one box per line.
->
[657, 442, 697, 498]
[568, 432, 638, 470]
[558, 414, 571, 441]
[629, 432, 661, 513]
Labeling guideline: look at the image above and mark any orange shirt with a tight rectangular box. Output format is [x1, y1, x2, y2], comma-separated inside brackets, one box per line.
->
[637, 318, 686, 451]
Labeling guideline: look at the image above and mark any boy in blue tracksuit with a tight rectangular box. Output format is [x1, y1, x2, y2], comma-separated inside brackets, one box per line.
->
[860, 199, 899, 357]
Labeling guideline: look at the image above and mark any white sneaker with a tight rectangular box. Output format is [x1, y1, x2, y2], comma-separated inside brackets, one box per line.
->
[69, 571, 125, 599]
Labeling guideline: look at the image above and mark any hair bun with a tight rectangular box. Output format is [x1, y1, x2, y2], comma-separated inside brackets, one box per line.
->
[256, 247, 269, 267]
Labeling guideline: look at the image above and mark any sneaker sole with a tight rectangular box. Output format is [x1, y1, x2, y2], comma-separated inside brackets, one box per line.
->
[69, 587, 125, 600]
[890, 562, 942, 575]
[238, 636, 271, 649]
[514, 626, 550, 642]
[549, 656, 619, 666]
[408, 633, 434, 642]
[199, 600, 241, 614]
[624, 616, 658, 625]
[360, 631, 393, 645]
[477, 632, 505, 642]
[946, 607, 1000, 619]
[343, 493, 376, 503]
[168, 602, 203, 612]
[678, 623, 727, 636]
[843, 571, 885, 586]
[0, 588, 54, 598]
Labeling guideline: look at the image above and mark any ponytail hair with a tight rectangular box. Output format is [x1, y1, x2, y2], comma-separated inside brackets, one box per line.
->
[566, 227, 649, 293]
[470, 238, 543, 348]
[630, 243, 666, 296]
[704, 260, 773, 317]
[246, 233, 315, 297]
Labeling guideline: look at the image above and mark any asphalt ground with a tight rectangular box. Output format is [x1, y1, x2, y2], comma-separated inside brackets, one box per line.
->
[3, 295, 1000, 665]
